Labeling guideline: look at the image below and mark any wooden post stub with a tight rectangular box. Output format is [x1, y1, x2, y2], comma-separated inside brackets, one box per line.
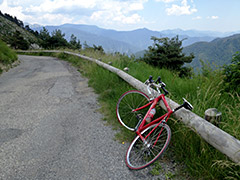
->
[123, 67, 129, 72]
[205, 108, 222, 126]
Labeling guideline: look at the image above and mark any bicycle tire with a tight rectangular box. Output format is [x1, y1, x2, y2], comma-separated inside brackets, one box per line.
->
[126, 123, 171, 170]
[116, 90, 150, 131]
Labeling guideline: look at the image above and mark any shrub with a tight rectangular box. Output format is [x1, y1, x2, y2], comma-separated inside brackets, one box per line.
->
[0, 39, 18, 64]
[10, 30, 30, 50]
[223, 52, 240, 94]
[139, 36, 194, 74]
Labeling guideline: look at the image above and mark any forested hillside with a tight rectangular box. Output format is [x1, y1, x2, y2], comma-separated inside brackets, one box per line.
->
[0, 11, 39, 49]
[0, 12, 82, 51]
[183, 34, 240, 69]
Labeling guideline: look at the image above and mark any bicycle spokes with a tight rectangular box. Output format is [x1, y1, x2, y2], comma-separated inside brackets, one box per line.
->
[126, 124, 171, 170]
[117, 90, 149, 131]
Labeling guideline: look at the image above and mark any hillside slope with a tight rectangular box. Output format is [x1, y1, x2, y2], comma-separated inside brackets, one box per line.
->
[0, 15, 39, 46]
[183, 34, 240, 69]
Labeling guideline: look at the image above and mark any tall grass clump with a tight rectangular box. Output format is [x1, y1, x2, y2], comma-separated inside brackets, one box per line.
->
[0, 40, 18, 73]
[18, 50, 240, 179]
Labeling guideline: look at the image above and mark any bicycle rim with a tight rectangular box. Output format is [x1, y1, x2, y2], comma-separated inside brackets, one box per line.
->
[116, 90, 149, 131]
[126, 124, 171, 170]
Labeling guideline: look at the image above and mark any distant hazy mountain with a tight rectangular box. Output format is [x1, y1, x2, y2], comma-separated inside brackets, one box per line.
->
[160, 28, 239, 38]
[183, 34, 240, 69]
[32, 24, 218, 54]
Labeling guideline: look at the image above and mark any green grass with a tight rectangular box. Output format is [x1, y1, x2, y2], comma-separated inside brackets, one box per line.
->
[0, 39, 18, 74]
[0, 40, 17, 64]
[18, 50, 240, 180]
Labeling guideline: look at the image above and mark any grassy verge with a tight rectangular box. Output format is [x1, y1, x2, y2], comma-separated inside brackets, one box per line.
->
[0, 40, 18, 74]
[18, 50, 240, 180]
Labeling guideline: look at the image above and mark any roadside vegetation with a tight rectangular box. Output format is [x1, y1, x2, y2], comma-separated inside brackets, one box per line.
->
[19, 46, 240, 179]
[0, 39, 18, 74]
[3, 11, 239, 179]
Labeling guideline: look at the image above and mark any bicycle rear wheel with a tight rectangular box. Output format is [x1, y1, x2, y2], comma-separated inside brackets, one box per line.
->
[126, 123, 171, 170]
[116, 90, 150, 131]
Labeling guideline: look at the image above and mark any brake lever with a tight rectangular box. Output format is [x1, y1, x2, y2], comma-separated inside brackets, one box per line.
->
[156, 76, 161, 83]
[149, 75, 154, 83]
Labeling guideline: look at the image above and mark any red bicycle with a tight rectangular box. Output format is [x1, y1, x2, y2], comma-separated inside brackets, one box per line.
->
[116, 76, 193, 170]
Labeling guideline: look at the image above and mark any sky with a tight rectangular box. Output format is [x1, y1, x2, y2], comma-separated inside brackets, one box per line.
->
[0, 0, 240, 32]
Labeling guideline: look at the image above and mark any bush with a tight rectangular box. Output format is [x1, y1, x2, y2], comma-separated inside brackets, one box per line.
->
[0, 39, 18, 65]
[10, 30, 29, 50]
[223, 52, 240, 94]
[139, 36, 194, 74]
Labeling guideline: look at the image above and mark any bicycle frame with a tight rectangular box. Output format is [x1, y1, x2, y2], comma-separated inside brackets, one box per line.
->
[132, 93, 173, 142]
[119, 77, 193, 170]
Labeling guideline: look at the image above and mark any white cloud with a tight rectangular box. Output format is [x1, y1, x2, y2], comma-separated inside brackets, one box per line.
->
[3, 0, 40, 7]
[129, 2, 144, 11]
[166, 0, 197, 16]
[207, 16, 219, 20]
[25, 0, 97, 14]
[116, 13, 142, 24]
[38, 13, 74, 25]
[155, 0, 176, 3]
[0, 0, 147, 26]
[192, 16, 202, 20]
[90, 0, 146, 25]
[0, 0, 28, 20]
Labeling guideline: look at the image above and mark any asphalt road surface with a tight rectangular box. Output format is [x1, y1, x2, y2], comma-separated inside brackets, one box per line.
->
[0, 55, 176, 180]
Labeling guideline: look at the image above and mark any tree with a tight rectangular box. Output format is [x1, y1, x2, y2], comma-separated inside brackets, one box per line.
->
[69, 34, 81, 50]
[24, 25, 36, 35]
[10, 30, 29, 50]
[83, 42, 105, 54]
[83, 41, 90, 49]
[93, 44, 104, 54]
[39, 27, 51, 48]
[3, 13, 24, 28]
[140, 36, 194, 73]
[49, 29, 68, 48]
[223, 52, 240, 94]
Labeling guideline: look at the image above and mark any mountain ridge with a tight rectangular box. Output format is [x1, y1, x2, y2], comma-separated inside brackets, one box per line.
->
[183, 33, 240, 69]
[32, 23, 218, 54]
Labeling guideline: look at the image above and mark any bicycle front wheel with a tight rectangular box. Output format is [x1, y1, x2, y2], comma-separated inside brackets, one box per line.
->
[116, 90, 150, 131]
[126, 124, 171, 170]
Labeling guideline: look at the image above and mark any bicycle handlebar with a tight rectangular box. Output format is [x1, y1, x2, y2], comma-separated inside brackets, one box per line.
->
[146, 76, 169, 96]
[146, 75, 193, 111]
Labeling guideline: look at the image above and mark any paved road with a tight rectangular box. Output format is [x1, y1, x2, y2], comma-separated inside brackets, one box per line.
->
[0, 55, 169, 180]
